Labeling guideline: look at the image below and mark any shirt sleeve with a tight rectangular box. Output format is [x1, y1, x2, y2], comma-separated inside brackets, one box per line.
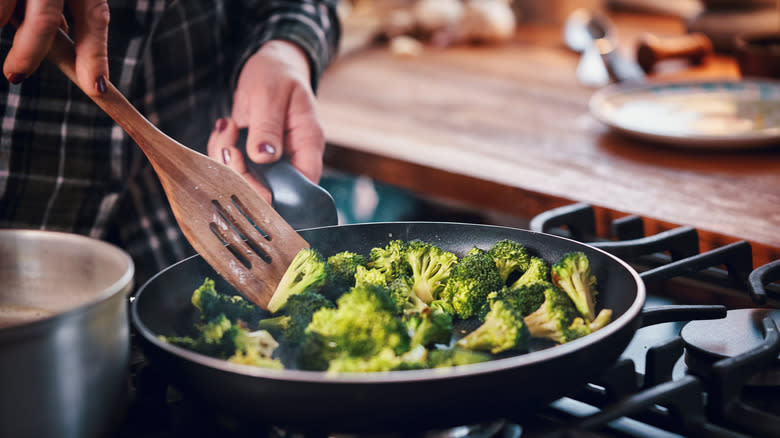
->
[230, 0, 341, 93]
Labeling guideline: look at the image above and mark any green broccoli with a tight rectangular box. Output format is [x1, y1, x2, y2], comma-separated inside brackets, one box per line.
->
[162, 314, 283, 369]
[520, 281, 611, 344]
[509, 256, 551, 290]
[354, 265, 388, 287]
[267, 248, 332, 313]
[440, 249, 504, 320]
[427, 347, 493, 368]
[256, 290, 335, 344]
[367, 239, 410, 280]
[324, 250, 367, 298]
[551, 251, 598, 322]
[401, 240, 458, 304]
[300, 282, 410, 370]
[387, 274, 428, 315]
[191, 278, 266, 324]
[406, 305, 454, 348]
[487, 239, 531, 283]
[456, 299, 529, 354]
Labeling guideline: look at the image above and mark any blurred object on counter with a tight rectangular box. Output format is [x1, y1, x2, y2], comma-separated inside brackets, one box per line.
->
[339, 0, 518, 57]
[515, 0, 605, 24]
[735, 32, 780, 78]
[636, 32, 714, 73]
[686, 1, 780, 52]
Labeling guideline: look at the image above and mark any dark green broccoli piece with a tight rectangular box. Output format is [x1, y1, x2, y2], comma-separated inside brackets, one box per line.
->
[267, 248, 332, 313]
[440, 249, 504, 320]
[521, 282, 611, 344]
[300, 283, 410, 370]
[323, 250, 367, 298]
[456, 299, 529, 354]
[487, 240, 531, 283]
[551, 251, 598, 322]
[403, 240, 458, 304]
[191, 278, 266, 324]
[405, 306, 454, 348]
[367, 239, 410, 280]
[509, 256, 551, 290]
[162, 314, 283, 368]
[256, 291, 335, 344]
[427, 347, 493, 368]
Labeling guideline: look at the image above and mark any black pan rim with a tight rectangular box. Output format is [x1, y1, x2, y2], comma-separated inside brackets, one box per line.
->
[130, 221, 646, 384]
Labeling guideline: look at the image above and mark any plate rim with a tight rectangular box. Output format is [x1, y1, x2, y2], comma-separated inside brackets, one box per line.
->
[589, 77, 780, 149]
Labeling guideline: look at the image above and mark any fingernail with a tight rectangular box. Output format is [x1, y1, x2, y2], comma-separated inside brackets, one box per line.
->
[7, 73, 25, 84]
[221, 148, 231, 164]
[95, 75, 107, 94]
[259, 143, 276, 155]
[214, 118, 227, 133]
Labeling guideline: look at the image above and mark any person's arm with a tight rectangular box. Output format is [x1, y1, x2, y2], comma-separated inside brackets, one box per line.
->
[0, 0, 110, 96]
[207, 0, 341, 202]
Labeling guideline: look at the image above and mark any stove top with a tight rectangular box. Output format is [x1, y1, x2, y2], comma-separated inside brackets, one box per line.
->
[118, 203, 780, 438]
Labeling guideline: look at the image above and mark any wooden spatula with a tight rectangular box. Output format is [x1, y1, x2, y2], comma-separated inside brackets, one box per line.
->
[43, 28, 308, 310]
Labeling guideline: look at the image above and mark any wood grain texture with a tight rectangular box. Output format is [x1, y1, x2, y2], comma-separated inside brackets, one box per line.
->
[318, 12, 780, 267]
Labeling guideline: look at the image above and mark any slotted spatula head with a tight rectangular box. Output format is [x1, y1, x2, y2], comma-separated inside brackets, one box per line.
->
[43, 28, 306, 309]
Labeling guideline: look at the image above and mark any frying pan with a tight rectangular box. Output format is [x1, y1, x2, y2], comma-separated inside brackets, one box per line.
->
[131, 221, 649, 433]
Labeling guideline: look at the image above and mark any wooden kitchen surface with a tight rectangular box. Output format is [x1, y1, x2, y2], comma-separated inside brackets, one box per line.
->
[316, 11, 780, 267]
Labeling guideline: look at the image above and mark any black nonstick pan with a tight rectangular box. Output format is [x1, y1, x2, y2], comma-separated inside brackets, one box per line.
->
[131, 221, 651, 433]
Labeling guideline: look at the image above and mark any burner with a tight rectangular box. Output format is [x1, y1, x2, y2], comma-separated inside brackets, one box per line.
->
[680, 308, 780, 386]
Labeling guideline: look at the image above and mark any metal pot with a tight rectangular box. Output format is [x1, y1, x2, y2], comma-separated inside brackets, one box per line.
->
[0, 230, 134, 438]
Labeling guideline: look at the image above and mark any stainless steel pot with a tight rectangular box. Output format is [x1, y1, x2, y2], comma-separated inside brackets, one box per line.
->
[0, 230, 134, 438]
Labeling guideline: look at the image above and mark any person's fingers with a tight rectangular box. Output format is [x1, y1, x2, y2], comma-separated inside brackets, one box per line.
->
[238, 89, 285, 166]
[284, 86, 325, 183]
[3, 0, 64, 83]
[207, 118, 272, 203]
[68, 0, 110, 96]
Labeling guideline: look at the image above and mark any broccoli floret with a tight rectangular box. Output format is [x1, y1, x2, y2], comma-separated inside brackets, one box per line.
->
[267, 248, 332, 313]
[191, 278, 266, 324]
[427, 347, 493, 368]
[487, 240, 531, 283]
[387, 274, 429, 315]
[551, 252, 598, 322]
[301, 283, 410, 370]
[162, 314, 283, 369]
[367, 239, 410, 280]
[456, 300, 529, 354]
[256, 291, 335, 344]
[509, 257, 551, 290]
[521, 282, 611, 344]
[406, 306, 454, 348]
[354, 265, 388, 288]
[401, 240, 458, 304]
[324, 251, 367, 298]
[440, 249, 504, 320]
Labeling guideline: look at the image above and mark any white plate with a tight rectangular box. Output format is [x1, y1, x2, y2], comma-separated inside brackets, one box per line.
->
[589, 79, 780, 149]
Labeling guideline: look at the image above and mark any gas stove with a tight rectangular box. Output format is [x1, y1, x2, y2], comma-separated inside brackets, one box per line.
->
[119, 203, 780, 438]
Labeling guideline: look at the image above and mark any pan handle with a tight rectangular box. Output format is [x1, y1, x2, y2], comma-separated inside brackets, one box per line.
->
[235, 128, 338, 230]
[640, 305, 726, 328]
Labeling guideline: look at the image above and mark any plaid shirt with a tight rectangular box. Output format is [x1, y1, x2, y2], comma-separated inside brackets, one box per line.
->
[0, 0, 340, 284]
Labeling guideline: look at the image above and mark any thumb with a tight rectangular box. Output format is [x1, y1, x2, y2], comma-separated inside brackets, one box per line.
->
[69, 0, 110, 96]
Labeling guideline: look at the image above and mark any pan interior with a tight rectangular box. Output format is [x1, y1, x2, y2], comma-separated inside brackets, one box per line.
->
[133, 222, 643, 374]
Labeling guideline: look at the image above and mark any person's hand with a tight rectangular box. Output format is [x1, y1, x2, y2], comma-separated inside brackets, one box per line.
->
[0, 0, 110, 96]
[207, 40, 325, 203]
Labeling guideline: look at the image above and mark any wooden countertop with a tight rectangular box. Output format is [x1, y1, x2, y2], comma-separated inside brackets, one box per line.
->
[316, 11, 780, 266]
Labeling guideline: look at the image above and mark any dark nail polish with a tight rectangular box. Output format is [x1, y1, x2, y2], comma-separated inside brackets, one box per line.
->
[95, 75, 107, 94]
[221, 148, 231, 164]
[259, 143, 276, 155]
[214, 118, 227, 133]
[7, 73, 25, 85]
